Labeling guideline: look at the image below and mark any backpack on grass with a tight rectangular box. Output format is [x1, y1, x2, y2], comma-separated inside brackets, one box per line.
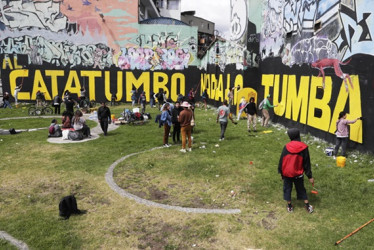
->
[59, 195, 81, 220]
[68, 130, 83, 141]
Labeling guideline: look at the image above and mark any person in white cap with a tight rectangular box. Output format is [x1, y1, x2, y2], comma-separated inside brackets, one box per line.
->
[178, 101, 194, 152]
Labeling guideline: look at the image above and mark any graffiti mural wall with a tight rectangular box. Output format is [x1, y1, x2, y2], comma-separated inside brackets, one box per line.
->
[0, 0, 198, 102]
[247, 0, 374, 153]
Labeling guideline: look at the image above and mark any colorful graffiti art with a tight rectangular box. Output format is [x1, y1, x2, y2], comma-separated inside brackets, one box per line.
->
[0, 36, 113, 68]
[269, 0, 374, 66]
[118, 47, 191, 71]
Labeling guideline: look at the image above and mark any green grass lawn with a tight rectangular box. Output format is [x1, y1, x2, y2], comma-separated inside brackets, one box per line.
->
[0, 103, 374, 249]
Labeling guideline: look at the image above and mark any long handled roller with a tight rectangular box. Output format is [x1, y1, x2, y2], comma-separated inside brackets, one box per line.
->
[335, 217, 374, 245]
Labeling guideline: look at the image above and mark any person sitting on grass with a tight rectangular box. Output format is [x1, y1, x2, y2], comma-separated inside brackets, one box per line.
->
[62, 111, 72, 128]
[71, 110, 91, 138]
[278, 128, 314, 213]
[48, 119, 62, 137]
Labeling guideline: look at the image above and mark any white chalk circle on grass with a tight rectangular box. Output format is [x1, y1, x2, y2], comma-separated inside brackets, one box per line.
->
[105, 147, 241, 214]
[0, 231, 29, 250]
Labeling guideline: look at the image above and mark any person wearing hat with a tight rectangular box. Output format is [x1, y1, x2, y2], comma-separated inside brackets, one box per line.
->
[278, 128, 314, 213]
[262, 94, 277, 127]
[216, 100, 237, 141]
[178, 101, 194, 152]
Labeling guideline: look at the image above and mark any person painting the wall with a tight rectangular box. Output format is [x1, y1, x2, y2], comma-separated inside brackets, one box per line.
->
[261, 94, 277, 127]
[333, 111, 361, 159]
[131, 87, 137, 107]
[188, 87, 197, 104]
[14, 83, 23, 107]
[237, 96, 247, 121]
[201, 89, 209, 110]
[278, 128, 314, 213]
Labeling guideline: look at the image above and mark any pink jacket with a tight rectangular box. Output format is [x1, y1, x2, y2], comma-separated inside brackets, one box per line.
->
[336, 119, 356, 138]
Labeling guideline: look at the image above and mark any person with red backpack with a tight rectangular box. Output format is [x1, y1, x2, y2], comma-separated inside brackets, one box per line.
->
[278, 128, 314, 213]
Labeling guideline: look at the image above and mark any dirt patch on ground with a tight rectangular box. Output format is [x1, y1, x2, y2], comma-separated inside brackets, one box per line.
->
[148, 186, 169, 200]
[131, 218, 188, 249]
[257, 211, 277, 230]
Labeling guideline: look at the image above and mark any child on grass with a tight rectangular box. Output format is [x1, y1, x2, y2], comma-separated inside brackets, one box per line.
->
[278, 128, 314, 213]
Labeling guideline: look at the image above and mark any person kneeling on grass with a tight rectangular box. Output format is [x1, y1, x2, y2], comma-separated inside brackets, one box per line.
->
[278, 128, 314, 213]
[48, 119, 62, 137]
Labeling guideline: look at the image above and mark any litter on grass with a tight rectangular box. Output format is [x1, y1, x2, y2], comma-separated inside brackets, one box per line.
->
[262, 130, 273, 134]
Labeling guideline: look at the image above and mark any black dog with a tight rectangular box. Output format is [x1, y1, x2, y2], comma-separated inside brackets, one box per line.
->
[59, 195, 82, 220]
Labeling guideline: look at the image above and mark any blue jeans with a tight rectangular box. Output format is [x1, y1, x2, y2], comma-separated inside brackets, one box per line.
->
[3, 100, 12, 108]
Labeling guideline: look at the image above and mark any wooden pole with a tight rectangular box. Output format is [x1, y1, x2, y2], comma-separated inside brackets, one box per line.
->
[335, 218, 374, 245]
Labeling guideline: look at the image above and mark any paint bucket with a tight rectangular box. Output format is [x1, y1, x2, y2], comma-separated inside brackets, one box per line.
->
[111, 114, 115, 120]
[325, 147, 334, 156]
[336, 156, 346, 168]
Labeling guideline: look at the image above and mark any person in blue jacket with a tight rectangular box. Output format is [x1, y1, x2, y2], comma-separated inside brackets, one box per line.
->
[160, 103, 172, 147]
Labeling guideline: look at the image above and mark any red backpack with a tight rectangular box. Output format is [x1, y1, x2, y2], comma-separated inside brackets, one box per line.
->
[49, 125, 55, 134]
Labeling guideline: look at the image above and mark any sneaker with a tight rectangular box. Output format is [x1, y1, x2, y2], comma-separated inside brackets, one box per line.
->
[219, 138, 224, 141]
[287, 204, 294, 213]
[333, 156, 336, 160]
[164, 144, 170, 148]
[187, 148, 192, 152]
[180, 149, 186, 153]
[305, 204, 314, 213]
[248, 129, 251, 133]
